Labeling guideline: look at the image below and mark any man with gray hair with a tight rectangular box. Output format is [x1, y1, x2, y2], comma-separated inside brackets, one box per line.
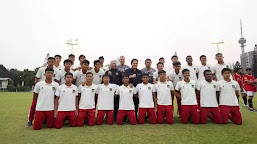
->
[117, 56, 130, 73]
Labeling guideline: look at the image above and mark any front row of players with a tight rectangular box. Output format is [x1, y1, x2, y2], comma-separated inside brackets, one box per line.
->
[32, 67, 242, 130]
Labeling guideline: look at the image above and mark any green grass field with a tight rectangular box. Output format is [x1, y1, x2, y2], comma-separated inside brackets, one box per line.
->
[0, 92, 257, 144]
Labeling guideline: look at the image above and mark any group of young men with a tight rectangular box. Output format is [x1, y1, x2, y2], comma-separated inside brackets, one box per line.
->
[25, 53, 257, 130]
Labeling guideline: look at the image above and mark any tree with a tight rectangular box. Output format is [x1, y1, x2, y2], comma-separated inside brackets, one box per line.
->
[252, 45, 257, 77]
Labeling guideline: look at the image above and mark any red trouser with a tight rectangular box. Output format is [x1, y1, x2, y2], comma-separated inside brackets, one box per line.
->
[138, 108, 157, 124]
[219, 105, 242, 125]
[77, 109, 95, 126]
[33, 110, 54, 130]
[116, 110, 137, 125]
[181, 105, 200, 124]
[96, 110, 114, 125]
[200, 107, 222, 124]
[28, 98, 37, 122]
[157, 105, 173, 124]
[55, 111, 77, 129]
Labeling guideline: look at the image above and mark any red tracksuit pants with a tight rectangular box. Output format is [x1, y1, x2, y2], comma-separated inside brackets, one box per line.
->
[219, 105, 242, 125]
[116, 110, 137, 125]
[77, 109, 95, 126]
[55, 111, 77, 129]
[33, 110, 54, 130]
[181, 105, 200, 124]
[96, 110, 114, 125]
[200, 107, 222, 124]
[138, 108, 157, 124]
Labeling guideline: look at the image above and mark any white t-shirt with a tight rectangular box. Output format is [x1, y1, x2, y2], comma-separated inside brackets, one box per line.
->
[54, 65, 63, 73]
[100, 66, 109, 72]
[217, 80, 240, 106]
[96, 83, 119, 110]
[197, 64, 213, 83]
[55, 69, 74, 85]
[116, 85, 136, 110]
[55, 84, 78, 111]
[36, 66, 57, 82]
[73, 70, 88, 87]
[154, 81, 174, 105]
[89, 68, 105, 85]
[78, 84, 98, 109]
[168, 70, 183, 88]
[175, 80, 198, 105]
[197, 80, 218, 107]
[213, 63, 233, 81]
[182, 64, 198, 81]
[153, 71, 159, 81]
[34, 81, 59, 111]
[135, 83, 156, 108]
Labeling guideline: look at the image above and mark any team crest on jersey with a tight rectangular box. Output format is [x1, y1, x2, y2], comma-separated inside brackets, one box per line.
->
[179, 77, 182, 80]
[99, 75, 102, 78]
[213, 85, 216, 88]
[167, 85, 170, 88]
[208, 67, 210, 70]
[194, 68, 196, 70]
[191, 85, 194, 88]
[226, 65, 229, 68]
[109, 88, 112, 91]
[72, 90, 75, 93]
[232, 85, 235, 88]
[52, 87, 55, 91]
[129, 90, 132, 93]
[148, 87, 151, 90]
[92, 89, 95, 92]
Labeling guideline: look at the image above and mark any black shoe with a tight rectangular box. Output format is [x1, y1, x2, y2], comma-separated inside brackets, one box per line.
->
[249, 108, 256, 111]
[25, 121, 32, 128]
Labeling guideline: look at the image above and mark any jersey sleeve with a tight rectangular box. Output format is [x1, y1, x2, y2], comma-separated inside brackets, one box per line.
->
[216, 82, 221, 91]
[35, 68, 42, 79]
[175, 82, 181, 91]
[153, 72, 157, 79]
[169, 82, 175, 91]
[55, 86, 61, 97]
[152, 85, 156, 92]
[235, 82, 240, 91]
[75, 87, 79, 96]
[196, 82, 201, 91]
[33, 83, 40, 93]
[115, 87, 120, 95]
[55, 71, 61, 81]
[95, 85, 100, 94]
[77, 85, 81, 93]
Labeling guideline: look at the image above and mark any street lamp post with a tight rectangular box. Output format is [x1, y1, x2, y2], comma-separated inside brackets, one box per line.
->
[67, 39, 78, 54]
[211, 40, 224, 53]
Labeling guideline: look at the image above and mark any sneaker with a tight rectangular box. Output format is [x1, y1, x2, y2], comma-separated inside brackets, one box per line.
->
[25, 121, 32, 128]
[249, 108, 256, 111]
[244, 105, 248, 107]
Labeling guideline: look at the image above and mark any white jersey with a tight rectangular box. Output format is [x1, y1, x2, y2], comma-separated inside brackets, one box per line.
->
[182, 64, 198, 81]
[34, 81, 59, 111]
[100, 66, 109, 73]
[54, 65, 63, 73]
[78, 84, 98, 109]
[73, 70, 88, 87]
[55, 68, 74, 85]
[197, 64, 212, 83]
[175, 80, 198, 105]
[213, 63, 233, 81]
[36, 66, 57, 82]
[55, 84, 78, 111]
[168, 70, 183, 88]
[197, 80, 218, 107]
[89, 68, 105, 85]
[217, 80, 240, 106]
[116, 85, 136, 110]
[154, 81, 174, 105]
[96, 84, 119, 110]
[135, 83, 156, 108]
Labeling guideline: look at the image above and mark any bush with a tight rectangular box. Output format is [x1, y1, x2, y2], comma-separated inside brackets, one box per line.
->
[7, 84, 16, 92]
[17, 86, 31, 92]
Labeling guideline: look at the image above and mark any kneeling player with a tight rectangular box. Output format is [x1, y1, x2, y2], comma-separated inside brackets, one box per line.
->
[77, 72, 98, 126]
[96, 74, 118, 125]
[136, 73, 157, 124]
[175, 69, 199, 124]
[33, 68, 59, 130]
[115, 75, 137, 125]
[54, 72, 78, 129]
[155, 70, 180, 124]
[197, 70, 222, 124]
[217, 68, 242, 125]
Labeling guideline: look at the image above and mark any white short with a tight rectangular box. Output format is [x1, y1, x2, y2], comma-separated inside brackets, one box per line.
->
[247, 91, 256, 97]
[241, 88, 246, 94]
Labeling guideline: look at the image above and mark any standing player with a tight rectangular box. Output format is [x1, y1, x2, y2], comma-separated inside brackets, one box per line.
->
[68, 54, 76, 70]
[234, 68, 247, 106]
[117, 56, 130, 73]
[72, 55, 86, 71]
[77, 72, 98, 126]
[55, 59, 74, 85]
[155, 70, 180, 124]
[183, 55, 198, 81]
[197, 70, 222, 124]
[33, 68, 59, 130]
[217, 68, 242, 125]
[243, 68, 257, 111]
[135, 74, 157, 124]
[54, 55, 62, 72]
[115, 75, 137, 125]
[141, 58, 156, 84]
[96, 74, 119, 125]
[89, 60, 105, 85]
[99, 56, 109, 72]
[54, 72, 78, 129]
[213, 53, 234, 81]
[167, 55, 179, 73]
[197, 55, 212, 83]
[175, 69, 199, 124]
[73, 60, 90, 87]
[153, 62, 164, 84]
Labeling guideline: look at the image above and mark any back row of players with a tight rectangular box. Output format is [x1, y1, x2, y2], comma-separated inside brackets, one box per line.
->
[26, 53, 257, 130]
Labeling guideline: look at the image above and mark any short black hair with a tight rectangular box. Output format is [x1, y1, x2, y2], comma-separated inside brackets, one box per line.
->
[246, 67, 252, 71]
[63, 59, 73, 65]
[173, 61, 181, 66]
[142, 73, 149, 77]
[145, 58, 151, 63]
[45, 68, 54, 72]
[158, 70, 166, 75]
[79, 55, 85, 60]
[203, 69, 212, 75]
[54, 55, 61, 58]
[182, 69, 190, 74]
[48, 57, 55, 61]
[122, 74, 129, 79]
[82, 59, 90, 65]
[99, 56, 104, 60]
[159, 57, 165, 61]
[65, 72, 73, 77]
[171, 55, 178, 59]
[131, 59, 138, 64]
[68, 54, 75, 57]
[200, 55, 206, 60]
[186, 55, 192, 59]
[157, 62, 164, 67]
[221, 68, 231, 74]
[215, 53, 222, 57]
[86, 72, 93, 76]
[102, 74, 110, 78]
[94, 60, 101, 65]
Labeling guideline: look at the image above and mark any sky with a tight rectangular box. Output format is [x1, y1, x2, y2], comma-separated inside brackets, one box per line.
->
[1, 0, 256, 70]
